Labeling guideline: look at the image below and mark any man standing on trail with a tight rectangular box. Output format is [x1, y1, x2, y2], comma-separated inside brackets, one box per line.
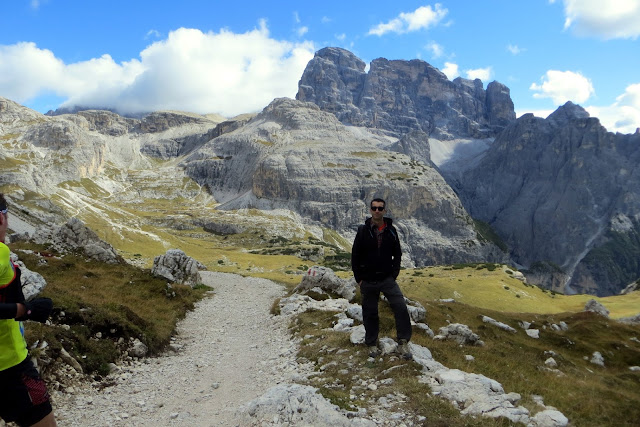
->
[0, 194, 56, 427]
[351, 198, 412, 360]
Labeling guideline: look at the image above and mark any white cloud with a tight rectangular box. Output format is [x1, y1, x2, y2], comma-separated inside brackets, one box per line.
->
[335, 33, 346, 41]
[530, 70, 595, 104]
[586, 83, 640, 133]
[507, 44, 524, 55]
[0, 23, 315, 117]
[561, 0, 640, 39]
[145, 29, 161, 40]
[321, 16, 332, 24]
[441, 62, 459, 80]
[425, 41, 444, 58]
[515, 108, 555, 119]
[465, 67, 492, 82]
[293, 12, 301, 24]
[297, 26, 309, 37]
[368, 4, 448, 36]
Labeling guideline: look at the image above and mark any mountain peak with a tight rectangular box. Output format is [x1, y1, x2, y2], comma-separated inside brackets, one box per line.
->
[546, 101, 590, 127]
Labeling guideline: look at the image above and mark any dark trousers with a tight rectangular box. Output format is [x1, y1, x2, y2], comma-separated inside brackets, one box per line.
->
[361, 276, 412, 346]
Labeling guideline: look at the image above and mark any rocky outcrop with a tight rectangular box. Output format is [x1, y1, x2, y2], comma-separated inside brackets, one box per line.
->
[182, 97, 507, 267]
[296, 47, 515, 140]
[434, 323, 485, 346]
[140, 116, 249, 160]
[137, 111, 214, 133]
[584, 299, 609, 318]
[294, 265, 357, 301]
[151, 249, 206, 286]
[454, 102, 640, 295]
[386, 130, 432, 165]
[240, 384, 375, 426]
[9, 251, 48, 300]
[34, 218, 123, 264]
[77, 110, 137, 136]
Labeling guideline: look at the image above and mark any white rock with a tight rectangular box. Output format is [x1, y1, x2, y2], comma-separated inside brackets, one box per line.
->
[531, 409, 569, 426]
[526, 329, 540, 339]
[590, 351, 605, 367]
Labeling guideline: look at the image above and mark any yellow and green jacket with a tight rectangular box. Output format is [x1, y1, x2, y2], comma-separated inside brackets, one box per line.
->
[0, 242, 28, 371]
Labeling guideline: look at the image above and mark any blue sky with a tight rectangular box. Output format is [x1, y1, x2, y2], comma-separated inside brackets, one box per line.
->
[1, 0, 639, 133]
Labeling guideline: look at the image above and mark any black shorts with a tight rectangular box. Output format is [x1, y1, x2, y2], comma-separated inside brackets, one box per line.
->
[0, 357, 53, 426]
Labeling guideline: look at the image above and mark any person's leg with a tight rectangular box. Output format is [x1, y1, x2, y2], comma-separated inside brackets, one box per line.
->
[8, 359, 56, 427]
[360, 280, 381, 346]
[30, 411, 56, 427]
[380, 277, 412, 342]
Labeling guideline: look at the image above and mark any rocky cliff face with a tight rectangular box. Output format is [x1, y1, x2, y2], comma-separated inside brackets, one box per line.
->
[454, 102, 640, 295]
[182, 97, 507, 266]
[296, 47, 515, 140]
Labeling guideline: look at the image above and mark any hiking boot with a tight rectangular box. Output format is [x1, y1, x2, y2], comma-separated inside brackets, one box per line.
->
[368, 345, 381, 358]
[397, 339, 412, 360]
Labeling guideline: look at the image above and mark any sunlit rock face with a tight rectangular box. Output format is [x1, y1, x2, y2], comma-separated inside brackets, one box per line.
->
[296, 47, 515, 140]
[182, 97, 507, 267]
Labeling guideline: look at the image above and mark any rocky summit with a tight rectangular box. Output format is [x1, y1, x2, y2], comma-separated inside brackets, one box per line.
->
[296, 47, 515, 140]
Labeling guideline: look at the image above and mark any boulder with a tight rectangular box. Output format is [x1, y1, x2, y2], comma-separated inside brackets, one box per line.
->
[434, 323, 484, 346]
[9, 252, 47, 300]
[129, 338, 148, 358]
[590, 351, 605, 367]
[34, 218, 123, 264]
[584, 299, 610, 318]
[294, 266, 357, 301]
[531, 409, 569, 427]
[151, 249, 205, 287]
[619, 313, 640, 325]
[481, 315, 517, 333]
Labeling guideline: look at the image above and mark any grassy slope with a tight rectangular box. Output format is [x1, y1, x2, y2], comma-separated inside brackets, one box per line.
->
[295, 266, 640, 426]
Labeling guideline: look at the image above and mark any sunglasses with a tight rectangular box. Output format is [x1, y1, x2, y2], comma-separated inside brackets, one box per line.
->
[0, 208, 6, 215]
[370, 206, 385, 211]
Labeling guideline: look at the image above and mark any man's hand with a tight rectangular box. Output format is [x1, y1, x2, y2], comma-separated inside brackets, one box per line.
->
[16, 298, 53, 323]
[15, 302, 26, 319]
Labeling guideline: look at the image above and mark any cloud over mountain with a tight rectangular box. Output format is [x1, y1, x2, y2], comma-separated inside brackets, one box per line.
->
[530, 70, 595, 105]
[0, 23, 314, 117]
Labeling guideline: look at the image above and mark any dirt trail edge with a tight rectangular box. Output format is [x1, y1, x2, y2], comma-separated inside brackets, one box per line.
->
[53, 271, 309, 426]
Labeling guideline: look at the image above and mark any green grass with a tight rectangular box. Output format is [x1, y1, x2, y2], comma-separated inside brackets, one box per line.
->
[289, 273, 640, 425]
[397, 265, 640, 319]
[14, 242, 211, 376]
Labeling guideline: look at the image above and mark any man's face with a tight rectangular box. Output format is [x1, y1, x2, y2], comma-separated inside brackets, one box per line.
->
[370, 202, 385, 219]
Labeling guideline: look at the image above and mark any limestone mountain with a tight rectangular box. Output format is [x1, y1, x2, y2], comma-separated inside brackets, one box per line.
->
[180, 97, 507, 266]
[453, 102, 640, 296]
[296, 47, 515, 140]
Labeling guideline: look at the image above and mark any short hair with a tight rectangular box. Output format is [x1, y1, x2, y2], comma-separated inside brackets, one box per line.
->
[0, 194, 6, 211]
[370, 198, 386, 208]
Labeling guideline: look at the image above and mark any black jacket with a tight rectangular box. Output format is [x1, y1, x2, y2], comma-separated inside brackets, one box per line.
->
[351, 217, 401, 283]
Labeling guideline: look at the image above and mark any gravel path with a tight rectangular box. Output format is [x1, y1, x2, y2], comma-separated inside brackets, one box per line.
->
[53, 271, 309, 426]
